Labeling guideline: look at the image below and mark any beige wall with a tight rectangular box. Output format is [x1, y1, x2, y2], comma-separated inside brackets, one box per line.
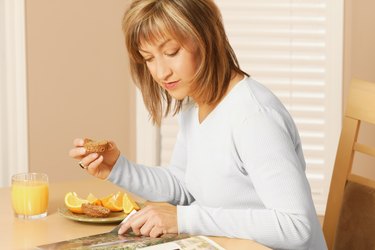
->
[25, 0, 136, 182]
[344, 0, 375, 178]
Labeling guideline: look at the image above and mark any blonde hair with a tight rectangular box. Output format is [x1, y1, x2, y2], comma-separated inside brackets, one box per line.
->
[123, 0, 247, 125]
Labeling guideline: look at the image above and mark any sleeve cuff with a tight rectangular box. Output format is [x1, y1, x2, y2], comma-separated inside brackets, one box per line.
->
[177, 204, 197, 234]
[106, 155, 126, 182]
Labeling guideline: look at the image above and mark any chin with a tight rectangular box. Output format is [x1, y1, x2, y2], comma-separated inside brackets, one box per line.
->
[172, 96, 185, 101]
[168, 92, 188, 101]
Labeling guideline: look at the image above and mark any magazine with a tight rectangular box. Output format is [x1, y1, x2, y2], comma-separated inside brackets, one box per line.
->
[35, 231, 189, 250]
[36, 208, 224, 250]
[35, 232, 224, 250]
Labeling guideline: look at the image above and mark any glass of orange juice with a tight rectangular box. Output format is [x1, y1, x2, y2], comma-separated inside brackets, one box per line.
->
[11, 173, 49, 219]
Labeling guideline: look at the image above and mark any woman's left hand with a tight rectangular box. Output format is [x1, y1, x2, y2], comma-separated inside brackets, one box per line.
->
[118, 203, 178, 238]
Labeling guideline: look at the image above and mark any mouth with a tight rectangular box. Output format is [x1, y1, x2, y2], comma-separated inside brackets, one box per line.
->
[163, 80, 180, 90]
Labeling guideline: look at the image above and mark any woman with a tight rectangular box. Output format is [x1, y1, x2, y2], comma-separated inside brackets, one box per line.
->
[69, 0, 327, 249]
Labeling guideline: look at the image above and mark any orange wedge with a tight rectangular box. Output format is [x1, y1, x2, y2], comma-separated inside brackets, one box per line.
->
[100, 193, 113, 204]
[64, 192, 89, 214]
[86, 193, 102, 206]
[101, 191, 123, 212]
[123, 193, 140, 214]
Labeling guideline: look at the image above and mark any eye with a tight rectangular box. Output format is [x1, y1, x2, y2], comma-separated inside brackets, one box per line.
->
[144, 57, 154, 63]
[165, 48, 180, 57]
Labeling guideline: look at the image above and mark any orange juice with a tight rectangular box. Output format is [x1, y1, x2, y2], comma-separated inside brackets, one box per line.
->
[11, 173, 49, 219]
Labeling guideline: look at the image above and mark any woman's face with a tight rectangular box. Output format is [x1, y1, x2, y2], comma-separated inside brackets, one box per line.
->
[139, 37, 200, 100]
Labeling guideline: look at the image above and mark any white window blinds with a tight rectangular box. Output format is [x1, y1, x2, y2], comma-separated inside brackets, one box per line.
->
[157, 0, 343, 215]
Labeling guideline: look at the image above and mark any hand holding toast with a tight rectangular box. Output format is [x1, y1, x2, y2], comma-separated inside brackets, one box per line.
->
[69, 138, 120, 180]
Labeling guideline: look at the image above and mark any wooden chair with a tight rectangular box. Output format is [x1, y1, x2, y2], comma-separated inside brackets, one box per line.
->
[323, 79, 375, 250]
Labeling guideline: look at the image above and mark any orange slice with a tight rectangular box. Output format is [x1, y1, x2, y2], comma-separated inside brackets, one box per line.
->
[64, 192, 89, 214]
[86, 193, 102, 206]
[123, 193, 140, 214]
[100, 193, 113, 204]
[101, 191, 123, 212]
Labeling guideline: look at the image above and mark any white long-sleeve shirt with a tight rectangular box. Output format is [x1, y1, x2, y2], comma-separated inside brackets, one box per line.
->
[108, 76, 327, 250]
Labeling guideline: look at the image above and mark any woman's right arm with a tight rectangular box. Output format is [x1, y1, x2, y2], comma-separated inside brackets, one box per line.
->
[69, 130, 194, 205]
[106, 129, 195, 205]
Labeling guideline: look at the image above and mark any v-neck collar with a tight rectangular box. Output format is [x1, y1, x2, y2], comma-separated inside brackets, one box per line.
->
[195, 75, 248, 126]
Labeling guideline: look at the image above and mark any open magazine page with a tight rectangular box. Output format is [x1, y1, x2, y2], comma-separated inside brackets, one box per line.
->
[35, 232, 189, 250]
[35, 210, 224, 249]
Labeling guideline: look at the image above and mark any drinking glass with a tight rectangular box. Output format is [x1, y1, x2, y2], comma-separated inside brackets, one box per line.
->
[11, 173, 49, 219]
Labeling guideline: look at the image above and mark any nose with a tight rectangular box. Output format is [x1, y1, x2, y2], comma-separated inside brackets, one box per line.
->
[155, 59, 172, 81]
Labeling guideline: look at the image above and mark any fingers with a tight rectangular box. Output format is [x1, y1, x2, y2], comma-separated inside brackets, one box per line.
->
[73, 138, 84, 147]
[86, 155, 103, 173]
[149, 226, 164, 238]
[69, 138, 86, 159]
[118, 210, 147, 235]
[118, 223, 130, 235]
[69, 147, 86, 159]
[117, 205, 174, 238]
[78, 153, 100, 168]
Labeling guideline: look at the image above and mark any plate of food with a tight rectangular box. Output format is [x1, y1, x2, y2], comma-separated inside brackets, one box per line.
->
[59, 191, 140, 224]
[58, 207, 127, 223]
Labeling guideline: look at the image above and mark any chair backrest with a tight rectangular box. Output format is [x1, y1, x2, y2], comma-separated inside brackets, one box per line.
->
[323, 79, 375, 249]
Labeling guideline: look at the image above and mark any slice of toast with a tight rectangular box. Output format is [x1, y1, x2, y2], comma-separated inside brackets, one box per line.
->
[83, 138, 109, 153]
[81, 203, 111, 217]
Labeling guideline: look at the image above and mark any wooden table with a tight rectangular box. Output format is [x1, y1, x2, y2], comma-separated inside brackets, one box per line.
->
[0, 178, 270, 250]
